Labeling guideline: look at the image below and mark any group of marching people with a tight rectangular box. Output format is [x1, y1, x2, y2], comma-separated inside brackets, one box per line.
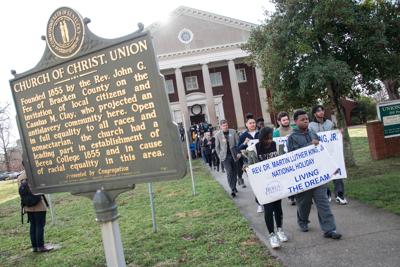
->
[211, 106, 347, 249]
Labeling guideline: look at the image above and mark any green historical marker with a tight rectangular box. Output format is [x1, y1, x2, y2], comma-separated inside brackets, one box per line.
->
[10, 7, 187, 266]
[10, 7, 186, 195]
[377, 100, 400, 138]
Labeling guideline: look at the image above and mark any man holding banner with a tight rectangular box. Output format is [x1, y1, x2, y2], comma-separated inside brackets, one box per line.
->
[273, 111, 296, 206]
[309, 105, 347, 205]
[287, 110, 342, 239]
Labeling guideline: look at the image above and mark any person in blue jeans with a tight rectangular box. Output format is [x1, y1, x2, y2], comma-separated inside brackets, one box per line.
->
[287, 110, 341, 239]
[18, 171, 53, 252]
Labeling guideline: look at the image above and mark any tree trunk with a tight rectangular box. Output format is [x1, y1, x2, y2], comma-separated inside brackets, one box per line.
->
[383, 79, 400, 100]
[4, 151, 10, 172]
[327, 81, 356, 167]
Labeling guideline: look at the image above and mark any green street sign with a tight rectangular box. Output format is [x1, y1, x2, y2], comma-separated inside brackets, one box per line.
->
[377, 100, 400, 138]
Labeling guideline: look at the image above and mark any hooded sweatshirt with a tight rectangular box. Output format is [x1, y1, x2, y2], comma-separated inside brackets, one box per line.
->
[243, 128, 278, 165]
[287, 128, 319, 152]
[309, 119, 334, 133]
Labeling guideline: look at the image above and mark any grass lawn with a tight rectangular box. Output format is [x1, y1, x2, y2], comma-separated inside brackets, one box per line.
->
[0, 160, 281, 267]
[0, 180, 20, 205]
[1, 126, 398, 266]
[344, 126, 400, 215]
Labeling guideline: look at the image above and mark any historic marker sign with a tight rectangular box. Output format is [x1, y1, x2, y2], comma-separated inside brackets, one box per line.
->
[10, 7, 186, 194]
[377, 100, 400, 138]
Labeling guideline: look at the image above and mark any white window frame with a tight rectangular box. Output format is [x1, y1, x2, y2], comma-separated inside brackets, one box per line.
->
[165, 79, 175, 94]
[185, 76, 199, 91]
[210, 72, 223, 87]
[236, 68, 247, 83]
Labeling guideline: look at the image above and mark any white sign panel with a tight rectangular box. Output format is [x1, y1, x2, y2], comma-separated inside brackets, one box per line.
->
[272, 130, 347, 179]
[248, 139, 259, 147]
[316, 130, 347, 179]
[273, 137, 289, 153]
[247, 144, 339, 204]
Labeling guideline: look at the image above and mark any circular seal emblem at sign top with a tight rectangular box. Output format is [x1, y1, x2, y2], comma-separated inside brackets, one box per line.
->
[46, 7, 85, 59]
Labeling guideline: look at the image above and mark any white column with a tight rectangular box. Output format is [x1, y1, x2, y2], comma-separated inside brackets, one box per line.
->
[227, 59, 245, 129]
[201, 63, 218, 126]
[175, 67, 191, 130]
[255, 67, 272, 125]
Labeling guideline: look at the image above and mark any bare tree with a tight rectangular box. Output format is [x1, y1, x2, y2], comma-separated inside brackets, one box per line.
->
[0, 104, 12, 171]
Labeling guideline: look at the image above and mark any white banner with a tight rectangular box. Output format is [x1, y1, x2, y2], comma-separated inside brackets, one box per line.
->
[247, 144, 340, 204]
[272, 130, 347, 179]
[316, 130, 347, 179]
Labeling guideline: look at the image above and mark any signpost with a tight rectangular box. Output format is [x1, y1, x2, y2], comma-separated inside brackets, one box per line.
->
[10, 7, 186, 266]
[148, 183, 157, 233]
[377, 100, 400, 138]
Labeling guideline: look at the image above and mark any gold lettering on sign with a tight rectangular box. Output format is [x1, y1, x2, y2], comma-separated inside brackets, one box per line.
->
[15, 37, 168, 183]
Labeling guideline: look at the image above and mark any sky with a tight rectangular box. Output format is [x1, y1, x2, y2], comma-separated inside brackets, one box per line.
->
[0, 0, 274, 144]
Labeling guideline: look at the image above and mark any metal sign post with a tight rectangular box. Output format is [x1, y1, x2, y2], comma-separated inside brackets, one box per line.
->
[46, 194, 55, 225]
[93, 190, 126, 267]
[148, 183, 157, 232]
[182, 114, 196, 196]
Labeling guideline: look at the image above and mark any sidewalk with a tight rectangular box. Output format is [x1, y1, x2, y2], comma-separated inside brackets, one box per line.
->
[210, 167, 400, 267]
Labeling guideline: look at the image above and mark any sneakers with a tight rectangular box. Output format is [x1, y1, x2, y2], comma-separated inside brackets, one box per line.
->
[288, 196, 296, 205]
[299, 224, 309, 232]
[336, 196, 348, 205]
[324, 231, 342, 239]
[34, 245, 53, 253]
[231, 192, 236, 198]
[268, 233, 281, 248]
[242, 184, 247, 188]
[328, 196, 332, 202]
[276, 228, 288, 242]
[257, 205, 264, 213]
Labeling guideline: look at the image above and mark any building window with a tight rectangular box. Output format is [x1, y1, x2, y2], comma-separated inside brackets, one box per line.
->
[210, 72, 223, 87]
[165, 79, 174, 94]
[236, 68, 247, 83]
[185, 76, 199, 91]
[173, 110, 182, 123]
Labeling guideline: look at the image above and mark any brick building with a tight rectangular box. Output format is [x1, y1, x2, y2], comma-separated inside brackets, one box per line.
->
[149, 6, 272, 129]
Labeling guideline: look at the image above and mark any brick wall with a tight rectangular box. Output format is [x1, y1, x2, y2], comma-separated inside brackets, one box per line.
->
[367, 120, 400, 160]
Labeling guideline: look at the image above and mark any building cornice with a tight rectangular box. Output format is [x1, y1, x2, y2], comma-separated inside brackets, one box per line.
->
[146, 6, 257, 33]
[158, 47, 249, 70]
[157, 42, 246, 60]
[172, 6, 257, 31]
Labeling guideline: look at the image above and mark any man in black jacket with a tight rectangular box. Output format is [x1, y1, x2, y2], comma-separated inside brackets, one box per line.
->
[287, 110, 341, 240]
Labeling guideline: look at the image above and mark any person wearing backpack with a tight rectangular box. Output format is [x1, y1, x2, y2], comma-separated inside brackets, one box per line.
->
[18, 171, 53, 253]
